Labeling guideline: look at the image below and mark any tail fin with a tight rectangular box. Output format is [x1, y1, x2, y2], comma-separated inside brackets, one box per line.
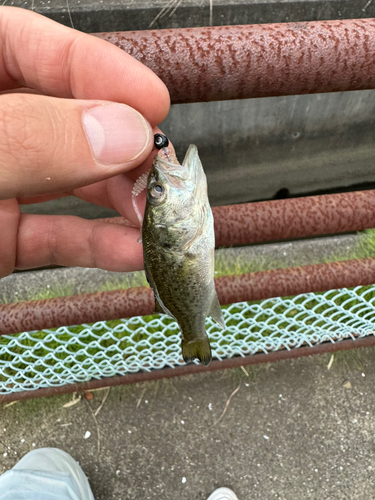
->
[182, 338, 212, 366]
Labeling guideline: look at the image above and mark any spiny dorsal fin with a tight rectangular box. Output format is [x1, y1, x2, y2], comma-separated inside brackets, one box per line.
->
[209, 293, 225, 329]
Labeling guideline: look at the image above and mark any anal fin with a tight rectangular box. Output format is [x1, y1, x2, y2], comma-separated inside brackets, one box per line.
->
[209, 293, 225, 329]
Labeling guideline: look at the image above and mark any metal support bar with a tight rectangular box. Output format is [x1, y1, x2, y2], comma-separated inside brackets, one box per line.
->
[97, 19, 375, 103]
[2, 257, 375, 335]
[106, 190, 375, 247]
[212, 190, 375, 247]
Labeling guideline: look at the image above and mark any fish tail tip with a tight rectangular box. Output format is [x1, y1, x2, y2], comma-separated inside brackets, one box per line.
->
[182, 338, 212, 366]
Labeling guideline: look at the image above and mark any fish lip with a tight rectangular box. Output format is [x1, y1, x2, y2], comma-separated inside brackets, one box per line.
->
[183, 145, 206, 199]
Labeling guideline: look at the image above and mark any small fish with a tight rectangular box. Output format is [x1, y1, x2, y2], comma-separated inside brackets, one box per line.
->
[141, 135, 225, 365]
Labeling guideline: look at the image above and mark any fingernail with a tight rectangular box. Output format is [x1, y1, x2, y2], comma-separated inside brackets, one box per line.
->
[82, 104, 151, 164]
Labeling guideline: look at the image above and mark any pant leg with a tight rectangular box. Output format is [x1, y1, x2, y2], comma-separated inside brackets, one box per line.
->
[0, 448, 95, 500]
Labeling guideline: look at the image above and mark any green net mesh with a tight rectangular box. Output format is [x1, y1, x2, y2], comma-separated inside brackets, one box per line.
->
[1, 285, 375, 394]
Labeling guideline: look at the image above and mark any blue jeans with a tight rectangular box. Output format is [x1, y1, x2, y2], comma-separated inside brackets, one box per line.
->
[0, 449, 95, 500]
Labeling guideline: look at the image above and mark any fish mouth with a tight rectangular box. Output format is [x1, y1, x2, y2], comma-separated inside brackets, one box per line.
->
[153, 156, 189, 181]
[152, 144, 206, 197]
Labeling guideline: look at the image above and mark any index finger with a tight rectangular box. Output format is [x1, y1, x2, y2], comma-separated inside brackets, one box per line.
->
[0, 7, 170, 125]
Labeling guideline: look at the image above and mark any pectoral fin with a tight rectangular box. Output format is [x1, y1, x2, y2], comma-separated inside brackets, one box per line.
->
[153, 290, 175, 318]
[154, 298, 165, 314]
[209, 293, 225, 329]
[146, 266, 172, 317]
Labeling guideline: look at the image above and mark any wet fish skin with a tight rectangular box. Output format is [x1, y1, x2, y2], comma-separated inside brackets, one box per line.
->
[142, 144, 224, 365]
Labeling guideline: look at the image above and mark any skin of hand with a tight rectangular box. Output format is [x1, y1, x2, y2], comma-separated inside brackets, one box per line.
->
[0, 7, 170, 280]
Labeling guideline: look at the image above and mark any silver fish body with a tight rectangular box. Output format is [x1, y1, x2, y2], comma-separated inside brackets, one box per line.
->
[142, 144, 224, 365]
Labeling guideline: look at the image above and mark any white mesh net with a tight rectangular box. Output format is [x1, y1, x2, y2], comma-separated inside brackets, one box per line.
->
[1, 285, 375, 394]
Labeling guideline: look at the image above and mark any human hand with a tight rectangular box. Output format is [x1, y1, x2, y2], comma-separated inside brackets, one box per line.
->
[0, 7, 170, 280]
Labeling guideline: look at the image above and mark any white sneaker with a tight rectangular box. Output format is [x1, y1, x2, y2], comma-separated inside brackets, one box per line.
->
[207, 487, 239, 500]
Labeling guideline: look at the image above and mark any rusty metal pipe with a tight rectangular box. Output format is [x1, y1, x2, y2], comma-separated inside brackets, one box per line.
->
[215, 257, 375, 304]
[0, 287, 154, 336]
[213, 190, 375, 247]
[109, 190, 375, 247]
[2, 257, 375, 335]
[212, 190, 375, 246]
[1, 335, 374, 404]
[97, 19, 375, 103]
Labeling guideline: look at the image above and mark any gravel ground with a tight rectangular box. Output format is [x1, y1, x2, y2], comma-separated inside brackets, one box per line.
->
[1, 348, 375, 500]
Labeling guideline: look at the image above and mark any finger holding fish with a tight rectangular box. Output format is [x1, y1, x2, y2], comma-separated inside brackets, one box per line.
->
[18, 127, 176, 230]
[14, 128, 174, 274]
[68, 127, 177, 228]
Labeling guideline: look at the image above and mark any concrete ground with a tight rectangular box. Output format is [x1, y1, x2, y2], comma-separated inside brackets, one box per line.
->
[1, 348, 375, 500]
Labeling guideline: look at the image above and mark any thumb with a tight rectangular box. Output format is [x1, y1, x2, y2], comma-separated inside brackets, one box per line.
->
[0, 93, 153, 200]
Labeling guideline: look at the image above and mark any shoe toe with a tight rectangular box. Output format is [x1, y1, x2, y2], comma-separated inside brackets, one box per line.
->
[206, 487, 239, 500]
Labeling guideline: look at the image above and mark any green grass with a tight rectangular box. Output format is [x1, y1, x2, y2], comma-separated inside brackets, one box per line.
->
[2, 228, 375, 390]
[0, 272, 148, 304]
[214, 228, 375, 278]
[3, 227, 375, 304]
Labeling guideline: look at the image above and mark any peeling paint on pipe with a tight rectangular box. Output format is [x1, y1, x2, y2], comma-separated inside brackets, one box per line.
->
[212, 190, 375, 247]
[2, 258, 375, 335]
[97, 19, 375, 103]
[108, 190, 375, 247]
[0, 287, 154, 336]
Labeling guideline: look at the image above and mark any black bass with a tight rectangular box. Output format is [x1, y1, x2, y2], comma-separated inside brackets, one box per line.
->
[141, 135, 225, 365]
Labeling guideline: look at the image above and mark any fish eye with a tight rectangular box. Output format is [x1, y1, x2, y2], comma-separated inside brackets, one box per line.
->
[150, 183, 165, 200]
[154, 134, 169, 150]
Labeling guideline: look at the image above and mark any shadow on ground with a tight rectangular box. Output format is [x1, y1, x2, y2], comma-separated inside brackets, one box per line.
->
[1, 348, 375, 500]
